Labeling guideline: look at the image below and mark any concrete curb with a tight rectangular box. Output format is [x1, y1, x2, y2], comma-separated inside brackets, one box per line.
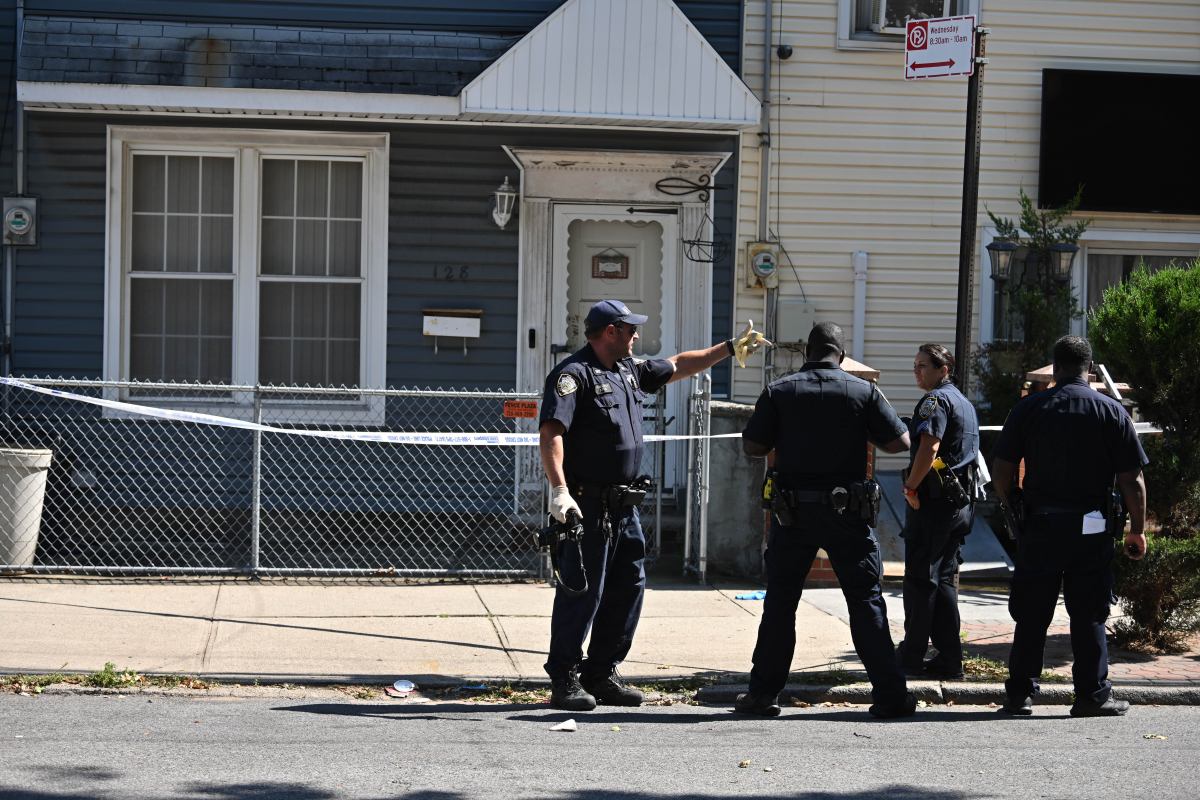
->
[697, 681, 1200, 706]
[8, 669, 1200, 705]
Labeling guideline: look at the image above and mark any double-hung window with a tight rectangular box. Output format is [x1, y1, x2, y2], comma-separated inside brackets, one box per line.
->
[838, 0, 978, 49]
[106, 127, 389, 422]
[980, 228, 1200, 343]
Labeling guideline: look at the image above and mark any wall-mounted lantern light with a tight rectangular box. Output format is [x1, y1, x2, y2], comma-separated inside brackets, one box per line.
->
[1048, 241, 1079, 282]
[492, 177, 517, 229]
[985, 238, 1019, 282]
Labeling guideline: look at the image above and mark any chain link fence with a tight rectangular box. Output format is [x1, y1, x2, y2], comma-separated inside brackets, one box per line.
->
[0, 378, 688, 578]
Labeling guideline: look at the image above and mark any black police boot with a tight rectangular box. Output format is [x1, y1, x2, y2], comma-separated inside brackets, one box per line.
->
[1070, 697, 1129, 718]
[895, 641, 926, 677]
[581, 670, 643, 707]
[550, 670, 597, 712]
[868, 691, 918, 719]
[1000, 694, 1033, 715]
[923, 655, 965, 680]
[733, 692, 781, 717]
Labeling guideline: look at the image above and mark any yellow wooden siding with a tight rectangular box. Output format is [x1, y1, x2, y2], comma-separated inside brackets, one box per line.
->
[733, 0, 1200, 424]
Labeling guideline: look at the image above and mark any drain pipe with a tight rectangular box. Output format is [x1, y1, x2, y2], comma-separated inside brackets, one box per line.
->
[4, 0, 25, 377]
[758, 0, 774, 384]
[851, 251, 868, 361]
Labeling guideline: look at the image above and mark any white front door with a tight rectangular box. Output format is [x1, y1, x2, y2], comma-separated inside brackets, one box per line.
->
[550, 204, 682, 490]
[510, 149, 729, 503]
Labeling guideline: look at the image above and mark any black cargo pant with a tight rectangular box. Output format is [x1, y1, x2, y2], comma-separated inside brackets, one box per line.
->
[899, 500, 973, 670]
[544, 497, 645, 681]
[748, 506, 907, 705]
[1005, 512, 1115, 705]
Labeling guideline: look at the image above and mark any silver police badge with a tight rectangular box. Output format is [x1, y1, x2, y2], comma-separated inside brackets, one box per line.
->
[918, 395, 938, 419]
[556, 373, 578, 397]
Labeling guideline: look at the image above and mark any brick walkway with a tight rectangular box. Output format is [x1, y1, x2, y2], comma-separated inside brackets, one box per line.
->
[958, 621, 1200, 684]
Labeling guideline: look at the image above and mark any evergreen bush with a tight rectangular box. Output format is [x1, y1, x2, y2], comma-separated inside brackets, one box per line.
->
[1112, 534, 1200, 653]
[1090, 259, 1200, 534]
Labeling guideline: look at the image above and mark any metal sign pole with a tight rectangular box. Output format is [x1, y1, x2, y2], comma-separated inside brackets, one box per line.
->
[953, 27, 989, 390]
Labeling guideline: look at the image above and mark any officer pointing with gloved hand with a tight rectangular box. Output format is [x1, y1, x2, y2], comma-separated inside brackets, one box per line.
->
[538, 299, 768, 711]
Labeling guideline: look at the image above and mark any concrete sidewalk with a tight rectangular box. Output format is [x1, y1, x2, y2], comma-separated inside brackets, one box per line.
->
[1, 577, 1197, 703]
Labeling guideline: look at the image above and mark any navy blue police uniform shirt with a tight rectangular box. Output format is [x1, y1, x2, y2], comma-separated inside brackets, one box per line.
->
[539, 344, 675, 485]
[743, 360, 907, 489]
[993, 377, 1148, 511]
[909, 380, 980, 470]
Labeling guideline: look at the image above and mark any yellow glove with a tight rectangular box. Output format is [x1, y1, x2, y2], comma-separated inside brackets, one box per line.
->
[731, 320, 772, 368]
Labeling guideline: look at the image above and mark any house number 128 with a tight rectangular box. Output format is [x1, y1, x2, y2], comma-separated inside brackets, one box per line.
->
[435, 265, 470, 281]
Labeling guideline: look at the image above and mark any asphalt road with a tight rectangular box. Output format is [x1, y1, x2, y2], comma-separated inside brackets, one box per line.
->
[1, 695, 1194, 799]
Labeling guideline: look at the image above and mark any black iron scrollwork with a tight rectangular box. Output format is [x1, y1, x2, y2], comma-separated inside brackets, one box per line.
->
[654, 175, 711, 203]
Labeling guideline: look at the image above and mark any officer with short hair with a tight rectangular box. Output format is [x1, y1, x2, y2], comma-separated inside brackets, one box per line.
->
[539, 299, 767, 711]
[897, 343, 980, 679]
[993, 335, 1147, 717]
[735, 322, 917, 719]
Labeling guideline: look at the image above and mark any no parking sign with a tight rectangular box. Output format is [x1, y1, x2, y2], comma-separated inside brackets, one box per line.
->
[905, 15, 975, 79]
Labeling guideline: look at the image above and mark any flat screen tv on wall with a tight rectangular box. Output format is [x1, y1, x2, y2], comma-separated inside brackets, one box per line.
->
[1039, 69, 1199, 215]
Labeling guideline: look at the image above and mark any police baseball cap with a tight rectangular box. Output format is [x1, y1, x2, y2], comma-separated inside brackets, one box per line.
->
[584, 299, 649, 331]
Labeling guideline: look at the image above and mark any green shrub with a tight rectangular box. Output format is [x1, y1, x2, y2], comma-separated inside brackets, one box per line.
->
[1112, 534, 1200, 653]
[1090, 259, 1200, 535]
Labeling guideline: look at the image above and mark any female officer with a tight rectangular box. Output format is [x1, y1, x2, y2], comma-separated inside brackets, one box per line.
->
[897, 343, 979, 679]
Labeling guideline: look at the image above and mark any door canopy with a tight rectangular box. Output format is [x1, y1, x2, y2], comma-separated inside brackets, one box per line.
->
[460, 0, 760, 130]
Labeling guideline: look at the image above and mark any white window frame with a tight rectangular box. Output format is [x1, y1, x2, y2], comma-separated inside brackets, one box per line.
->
[978, 226, 1200, 345]
[104, 126, 390, 424]
[837, 0, 979, 51]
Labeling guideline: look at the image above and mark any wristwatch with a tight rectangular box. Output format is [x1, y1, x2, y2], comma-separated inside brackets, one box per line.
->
[903, 485, 918, 498]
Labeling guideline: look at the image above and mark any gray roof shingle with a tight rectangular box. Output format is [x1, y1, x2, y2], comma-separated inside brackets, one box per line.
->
[18, 15, 518, 96]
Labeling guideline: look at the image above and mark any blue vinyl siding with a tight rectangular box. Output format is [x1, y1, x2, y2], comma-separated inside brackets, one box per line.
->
[13, 114, 736, 394]
[0, 1, 13, 194]
[23, 0, 743, 73]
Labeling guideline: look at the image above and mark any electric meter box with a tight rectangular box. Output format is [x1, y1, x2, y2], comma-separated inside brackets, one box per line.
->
[3, 197, 37, 246]
[745, 241, 778, 288]
[776, 299, 817, 344]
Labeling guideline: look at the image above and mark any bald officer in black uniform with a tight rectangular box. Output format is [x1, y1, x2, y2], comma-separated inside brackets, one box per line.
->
[735, 322, 916, 719]
[539, 299, 767, 711]
[993, 335, 1147, 717]
[897, 343, 979, 679]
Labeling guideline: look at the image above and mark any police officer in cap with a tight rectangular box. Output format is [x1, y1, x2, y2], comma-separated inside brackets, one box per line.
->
[993, 335, 1147, 717]
[539, 299, 767, 711]
[735, 322, 916, 718]
[897, 343, 979, 679]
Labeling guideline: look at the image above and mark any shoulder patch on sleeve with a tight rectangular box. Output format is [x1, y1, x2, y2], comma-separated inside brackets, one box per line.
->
[556, 373, 579, 397]
[918, 395, 939, 420]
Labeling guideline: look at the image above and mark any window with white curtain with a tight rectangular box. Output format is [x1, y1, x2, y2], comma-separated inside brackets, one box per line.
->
[258, 158, 363, 388]
[1083, 251, 1183, 312]
[107, 128, 388, 421]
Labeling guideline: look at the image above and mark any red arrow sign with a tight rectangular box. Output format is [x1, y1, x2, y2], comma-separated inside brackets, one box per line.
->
[910, 58, 956, 71]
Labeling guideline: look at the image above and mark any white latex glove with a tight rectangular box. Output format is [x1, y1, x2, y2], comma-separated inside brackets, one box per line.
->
[549, 485, 582, 524]
[731, 319, 772, 368]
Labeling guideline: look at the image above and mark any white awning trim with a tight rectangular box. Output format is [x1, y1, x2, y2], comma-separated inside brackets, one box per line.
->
[461, 0, 760, 130]
[17, 81, 460, 120]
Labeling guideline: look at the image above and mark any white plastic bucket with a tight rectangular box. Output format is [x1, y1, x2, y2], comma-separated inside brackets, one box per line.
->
[0, 448, 53, 570]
